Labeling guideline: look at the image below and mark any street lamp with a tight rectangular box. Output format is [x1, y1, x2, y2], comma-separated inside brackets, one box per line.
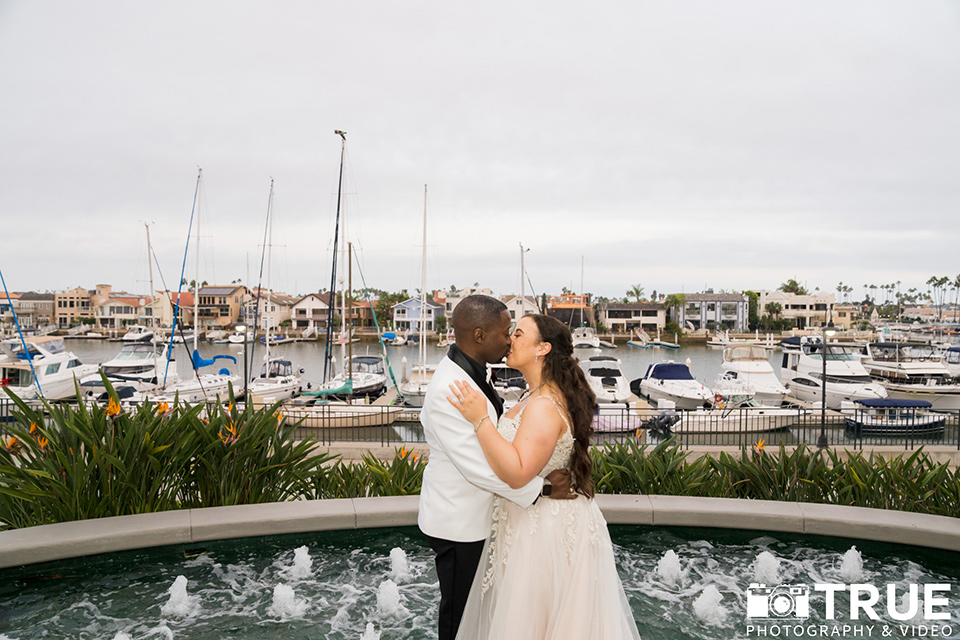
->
[817, 305, 836, 448]
[236, 323, 249, 404]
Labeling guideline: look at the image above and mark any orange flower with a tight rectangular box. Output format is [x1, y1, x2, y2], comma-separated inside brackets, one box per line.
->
[156, 401, 171, 416]
[399, 446, 409, 459]
[106, 397, 122, 417]
[753, 438, 766, 455]
[6, 436, 16, 448]
[276, 410, 284, 425]
[38, 436, 49, 449]
[29, 422, 38, 434]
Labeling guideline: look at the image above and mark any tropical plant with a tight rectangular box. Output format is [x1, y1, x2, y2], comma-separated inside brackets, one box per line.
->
[778, 279, 809, 295]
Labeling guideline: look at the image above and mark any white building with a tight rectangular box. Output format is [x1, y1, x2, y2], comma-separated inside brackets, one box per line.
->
[501, 295, 539, 324]
[756, 290, 835, 330]
[290, 293, 334, 333]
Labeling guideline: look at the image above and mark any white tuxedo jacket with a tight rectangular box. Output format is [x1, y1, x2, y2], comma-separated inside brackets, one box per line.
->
[418, 355, 543, 542]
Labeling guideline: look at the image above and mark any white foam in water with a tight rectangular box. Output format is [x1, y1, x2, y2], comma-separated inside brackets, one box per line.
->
[360, 622, 381, 640]
[376, 579, 409, 618]
[693, 585, 728, 625]
[656, 549, 683, 587]
[839, 546, 864, 583]
[290, 545, 313, 579]
[390, 547, 412, 583]
[754, 551, 781, 585]
[112, 634, 132, 640]
[268, 583, 309, 618]
[160, 575, 199, 617]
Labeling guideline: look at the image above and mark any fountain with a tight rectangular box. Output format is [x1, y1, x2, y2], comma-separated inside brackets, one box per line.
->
[1, 525, 957, 639]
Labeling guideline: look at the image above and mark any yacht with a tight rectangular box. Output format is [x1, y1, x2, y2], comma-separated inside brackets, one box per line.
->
[246, 357, 303, 402]
[144, 350, 241, 405]
[79, 341, 179, 398]
[720, 344, 788, 405]
[860, 342, 960, 411]
[571, 326, 601, 349]
[841, 398, 946, 436]
[491, 362, 527, 408]
[632, 361, 714, 410]
[0, 336, 99, 400]
[121, 325, 153, 342]
[578, 354, 632, 404]
[308, 354, 387, 400]
[779, 336, 886, 410]
[943, 346, 960, 379]
[673, 393, 800, 434]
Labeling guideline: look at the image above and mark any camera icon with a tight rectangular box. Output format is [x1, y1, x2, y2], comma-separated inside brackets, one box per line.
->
[746, 584, 810, 619]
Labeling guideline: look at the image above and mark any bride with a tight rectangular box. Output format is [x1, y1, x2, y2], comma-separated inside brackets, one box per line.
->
[447, 314, 641, 640]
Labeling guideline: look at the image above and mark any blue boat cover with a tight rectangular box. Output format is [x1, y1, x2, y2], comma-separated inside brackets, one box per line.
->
[855, 398, 932, 408]
[383, 332, 396, 340]
[648, 363, 694, 381]
[191, 349, 237, 370]
[947, 346, 960, 353]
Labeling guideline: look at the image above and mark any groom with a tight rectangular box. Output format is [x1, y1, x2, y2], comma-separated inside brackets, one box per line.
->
[418, 295, 571, 640]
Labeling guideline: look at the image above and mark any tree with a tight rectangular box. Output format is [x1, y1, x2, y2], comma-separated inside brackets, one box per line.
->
[627, 284, 645, 303]
[764, 302, 782, 319]
[744, 290, 759, 331]
[778, 279, 808, 295]
[663, 294, 686, 326]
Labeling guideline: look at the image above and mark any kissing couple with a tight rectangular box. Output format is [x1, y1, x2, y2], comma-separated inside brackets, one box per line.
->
[418, 295, 640, 639]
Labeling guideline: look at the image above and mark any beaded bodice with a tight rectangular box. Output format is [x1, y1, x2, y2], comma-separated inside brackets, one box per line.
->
[496, 396, 574, 477]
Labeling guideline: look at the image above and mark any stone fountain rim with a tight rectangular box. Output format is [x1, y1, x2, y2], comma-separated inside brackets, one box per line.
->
[0, 495, 957, 570]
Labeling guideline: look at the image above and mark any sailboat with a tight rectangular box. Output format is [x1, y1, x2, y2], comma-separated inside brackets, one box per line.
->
[290, 131, 399, 426]
[145, 169, 241, 404]
[246, 179, 303, 402]
[80, 223, 179, 398]
[398, 185, 437, 407]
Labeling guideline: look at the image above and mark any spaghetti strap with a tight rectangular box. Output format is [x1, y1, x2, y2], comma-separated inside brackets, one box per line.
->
[528, 395, 572, 433]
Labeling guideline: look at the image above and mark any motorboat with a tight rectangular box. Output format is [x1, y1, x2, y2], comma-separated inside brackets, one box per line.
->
[143, 350, 241, 405]
[0, 336, 100, 400]
[437, 329, 455, 348]
[246, 357, 303, 402]
[284, 399, 403, 428]
[632, 361, 714, 410]
[571, 326, 601, 349]
[779, 336, 886, 410]
[671, 393, 800, 434]
[841, 398, 946, 436]
[491, 362, 527, 408]
[79, 341, 179, 398]
[860, 342, 960, 411]
[121, 325, 153, 342]
[942, 346, 960, 379]
[720, 344, 788, 405]
[579, 354, 632, 403]
[228, 328, 253, 344]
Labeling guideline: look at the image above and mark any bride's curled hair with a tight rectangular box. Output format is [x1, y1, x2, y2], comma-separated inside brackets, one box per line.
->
[529, 315, 596, 498]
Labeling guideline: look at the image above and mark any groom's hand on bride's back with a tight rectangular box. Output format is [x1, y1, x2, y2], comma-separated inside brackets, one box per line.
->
[544, 469, 577, 500]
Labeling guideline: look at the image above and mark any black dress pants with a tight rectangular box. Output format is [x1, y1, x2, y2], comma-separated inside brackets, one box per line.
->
[425, 534, 486, 640]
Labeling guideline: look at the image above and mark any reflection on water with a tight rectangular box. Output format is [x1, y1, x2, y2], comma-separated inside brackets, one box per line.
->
[1, 527, 958, 639]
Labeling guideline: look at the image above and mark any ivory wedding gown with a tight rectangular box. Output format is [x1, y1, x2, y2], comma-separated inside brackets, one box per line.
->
[456, 398, 642, 640]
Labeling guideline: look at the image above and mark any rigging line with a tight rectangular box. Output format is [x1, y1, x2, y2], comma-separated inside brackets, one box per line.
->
[0, 268, 43, 398]
[247, 180, 273, 383]
[352, 252, 403, 401]
[324, 132, 346, 383]
[150, 246, 205, 392]
[164, 168, 201, 387]
[525, 272, 542, 313]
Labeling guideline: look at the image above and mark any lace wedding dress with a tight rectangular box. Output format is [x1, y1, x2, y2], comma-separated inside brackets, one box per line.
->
[455, 398, 642, 640]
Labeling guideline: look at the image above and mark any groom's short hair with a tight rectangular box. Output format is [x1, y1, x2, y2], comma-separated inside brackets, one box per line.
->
[452, 295, 508, 335]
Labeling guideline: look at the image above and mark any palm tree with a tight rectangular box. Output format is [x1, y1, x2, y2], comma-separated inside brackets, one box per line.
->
[627, 284, 645, 303]
[764, 302, 783, 319]
[664, 293, 686, 326]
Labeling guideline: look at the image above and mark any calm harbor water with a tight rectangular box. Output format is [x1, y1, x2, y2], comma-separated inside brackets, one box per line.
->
[64, 337, 772, 391]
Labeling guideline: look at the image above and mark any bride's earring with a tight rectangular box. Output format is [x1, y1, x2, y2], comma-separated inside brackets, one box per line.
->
[535, 353, 539, 364]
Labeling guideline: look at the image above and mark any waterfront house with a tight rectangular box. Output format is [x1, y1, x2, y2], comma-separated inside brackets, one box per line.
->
[94, 294, 149, 330]
[597, 301, 665, 334]
[756, 290, 835, 330]
[547, 293, 594, 328]
[249, 288, 296, 330]
[673, 291, 749, 332]
[14, 292, 55, 331]
[441, 287, 495, 317]
[196, 285, 251, 331]
[290, 292, 335, 335]
[501, 295, 539, 324]
[392, 297, 443, 333]
[55, 287, 94, 328]
[1, 292, 20, 334]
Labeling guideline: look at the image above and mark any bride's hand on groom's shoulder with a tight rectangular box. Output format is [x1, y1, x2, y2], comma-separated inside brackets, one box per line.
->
[447, 380, 487, 425]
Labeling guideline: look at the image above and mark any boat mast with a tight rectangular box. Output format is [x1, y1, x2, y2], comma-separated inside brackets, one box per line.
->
[348, 241, 353, 387]
[418, 185, 428, 374]
[323, 131, 347, 384]
[579, 255, 585, 327]
[193, 169, 201, 353]
[520, 242, 527, 322]
[145, 222, 158, 379]
[265, 178, 274, 368]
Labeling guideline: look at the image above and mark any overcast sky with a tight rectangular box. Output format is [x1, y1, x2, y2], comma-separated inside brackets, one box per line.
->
[1, 1, 958, 302]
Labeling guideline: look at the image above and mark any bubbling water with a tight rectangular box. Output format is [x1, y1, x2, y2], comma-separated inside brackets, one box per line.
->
[268, 583, 309, 618]
[656, 549, 683, 587]
[376, 579, 409, 618]
[289, 545, 313, 580]
[360, 622, 382, 640]
[839, 545, 864, 583]
[390, 547, 412, 583]
[692, 584, 728, 625]
[753, 550, 781, 584]
[160, 575, 199, 617]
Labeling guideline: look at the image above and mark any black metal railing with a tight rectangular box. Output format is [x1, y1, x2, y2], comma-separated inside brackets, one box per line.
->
[1, 398, 957, 452]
